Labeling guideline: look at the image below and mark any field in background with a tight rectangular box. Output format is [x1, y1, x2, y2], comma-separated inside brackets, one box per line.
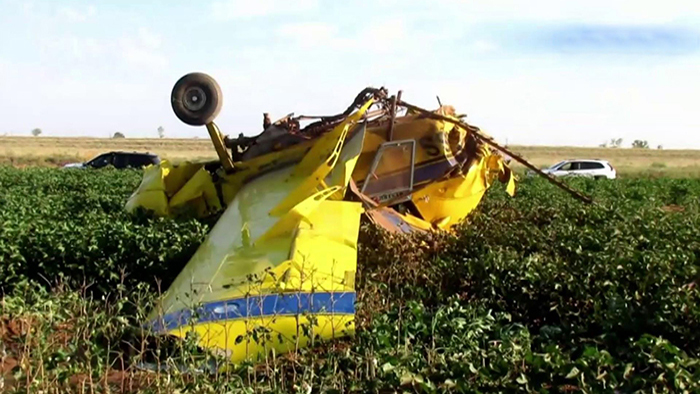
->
[0, 136, 218, 167]
[508, 145, 700, 177]
[2, 136, 700, 177]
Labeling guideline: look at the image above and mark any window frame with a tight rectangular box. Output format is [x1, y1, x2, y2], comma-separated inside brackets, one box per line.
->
[579, 161, 606, 170]
[361, 139, 416, 203]
[87, 153, 113, 168]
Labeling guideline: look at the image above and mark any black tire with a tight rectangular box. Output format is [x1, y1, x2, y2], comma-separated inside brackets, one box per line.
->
[171, 72, 223, 126]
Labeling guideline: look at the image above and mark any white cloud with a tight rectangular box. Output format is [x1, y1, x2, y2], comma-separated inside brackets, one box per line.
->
[43, 36, 105, 59]
[21, 1, 35, 15]
[357, 19, 408, 53]
[36, 29, 168, 73]
[399, 55, 700, 148]
[0, 59, 11, 78]
[138, 27, 162, 49]
[432, 0, 699, 24]
[211, 0, 318, 20]
[57, 5, 96, 23]
[469, 40, 499, 53]
[120, 37, 169, 71]
[4, 0, 700, 146]
[274, 18, 412, 54]
[276, 22, 338, 47]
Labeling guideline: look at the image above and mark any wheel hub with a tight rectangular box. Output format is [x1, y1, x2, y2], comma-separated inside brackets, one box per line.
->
[184, 87, 207, 111]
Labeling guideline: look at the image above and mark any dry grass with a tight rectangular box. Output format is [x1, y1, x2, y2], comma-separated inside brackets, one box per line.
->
[505, 145, 700, 177]
[3, 136, 700, 176]
[507, 145, 700, 168]
[0, 136, 218, 167]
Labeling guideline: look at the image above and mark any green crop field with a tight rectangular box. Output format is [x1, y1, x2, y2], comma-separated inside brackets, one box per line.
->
[1, 166, 699, 392]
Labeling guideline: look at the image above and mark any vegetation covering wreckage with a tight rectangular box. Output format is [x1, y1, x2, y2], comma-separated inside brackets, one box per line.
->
[125, 72, 521, 364]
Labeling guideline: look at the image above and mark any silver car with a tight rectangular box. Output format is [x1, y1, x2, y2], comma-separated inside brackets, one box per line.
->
[535, 159, 617, 179]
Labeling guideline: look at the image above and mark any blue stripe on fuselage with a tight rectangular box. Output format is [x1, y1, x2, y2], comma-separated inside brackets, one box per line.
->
[147, 292, 356, 333]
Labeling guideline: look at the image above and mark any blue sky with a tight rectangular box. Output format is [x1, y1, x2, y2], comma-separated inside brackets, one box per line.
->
[1, 0, 699, 148]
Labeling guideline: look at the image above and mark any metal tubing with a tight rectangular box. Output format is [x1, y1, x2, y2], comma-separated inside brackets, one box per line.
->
[205, 122, 235, 172]
[398, 100, 594, 204]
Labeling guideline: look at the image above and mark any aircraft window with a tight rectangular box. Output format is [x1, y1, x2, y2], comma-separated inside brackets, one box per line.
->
[361, 140, 415, 203]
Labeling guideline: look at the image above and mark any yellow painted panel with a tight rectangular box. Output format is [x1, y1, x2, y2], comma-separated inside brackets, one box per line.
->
[163, 161, 205, 196]
[168, 314, 354, 365]
[149, 104, 371, 334]
[411, 153, 505, 229]
[169, 167, 221, 216]
[125, 162, 171, 216]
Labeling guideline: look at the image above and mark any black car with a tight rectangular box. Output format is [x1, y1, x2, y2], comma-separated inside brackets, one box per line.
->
[63, 151, 161, 169]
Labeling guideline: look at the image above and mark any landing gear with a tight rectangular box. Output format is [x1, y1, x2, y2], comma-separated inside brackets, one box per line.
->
[171, 72, 223, 126]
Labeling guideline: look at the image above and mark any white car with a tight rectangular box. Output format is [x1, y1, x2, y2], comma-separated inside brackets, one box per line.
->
[538, 159, 617, 179]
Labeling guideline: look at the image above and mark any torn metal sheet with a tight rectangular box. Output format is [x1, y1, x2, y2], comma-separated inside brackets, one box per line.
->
[127, 72, 524, 365]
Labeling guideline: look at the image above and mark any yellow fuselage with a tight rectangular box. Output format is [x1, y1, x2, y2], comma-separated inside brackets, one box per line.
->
[126, 100, 515, 365]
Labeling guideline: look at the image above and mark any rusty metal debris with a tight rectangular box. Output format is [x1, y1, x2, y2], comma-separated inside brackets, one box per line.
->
[126, 73, 595, 366]
[222, 87, 594, 205]
[397, 100, 595, 205]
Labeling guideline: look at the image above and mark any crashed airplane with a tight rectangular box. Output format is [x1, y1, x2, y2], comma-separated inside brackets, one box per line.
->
[126, 72, 524, 364]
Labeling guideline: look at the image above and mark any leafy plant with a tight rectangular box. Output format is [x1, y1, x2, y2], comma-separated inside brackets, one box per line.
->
[1, 166, 699, 392]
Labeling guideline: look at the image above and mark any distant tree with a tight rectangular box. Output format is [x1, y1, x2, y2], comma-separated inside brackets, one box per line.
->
[632, 140, 649, 149]
[657, 145, 663, 150]
[599, 141, 608, 148]
[113, 132, 125, 139]
[157, 126, 165, 139]
[31, 128, 42, 137]
[601, 138, 622, 148]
